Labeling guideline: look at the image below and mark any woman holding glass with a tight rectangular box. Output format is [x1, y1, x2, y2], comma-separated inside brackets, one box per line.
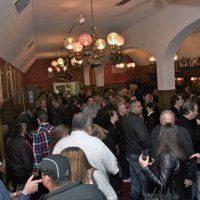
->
[139, 124, 186, 200]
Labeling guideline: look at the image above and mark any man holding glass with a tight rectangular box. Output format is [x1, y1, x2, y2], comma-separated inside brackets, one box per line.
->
[123, 100, 149, 200]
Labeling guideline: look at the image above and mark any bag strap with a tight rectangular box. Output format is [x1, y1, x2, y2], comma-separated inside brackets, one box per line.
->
[90, 168, 97, 185]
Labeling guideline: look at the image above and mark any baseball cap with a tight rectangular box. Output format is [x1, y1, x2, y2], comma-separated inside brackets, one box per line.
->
[37, 154, 71, 180]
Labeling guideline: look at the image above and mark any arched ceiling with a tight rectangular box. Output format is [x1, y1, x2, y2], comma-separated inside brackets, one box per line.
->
[0, 0, 200, 72]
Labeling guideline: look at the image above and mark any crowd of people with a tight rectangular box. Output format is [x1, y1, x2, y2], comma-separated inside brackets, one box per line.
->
[1, 83, 200, 200]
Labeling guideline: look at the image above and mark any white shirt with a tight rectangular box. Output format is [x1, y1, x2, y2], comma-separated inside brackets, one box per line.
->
[53, 130, 119, 176]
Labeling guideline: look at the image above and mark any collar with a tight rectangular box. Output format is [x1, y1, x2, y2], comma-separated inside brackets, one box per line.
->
[71, 130, 88, 135]
[147, 111, 154, 116]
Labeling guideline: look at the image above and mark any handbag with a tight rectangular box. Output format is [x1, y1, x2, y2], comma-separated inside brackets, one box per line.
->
[144, 187, 179, 200]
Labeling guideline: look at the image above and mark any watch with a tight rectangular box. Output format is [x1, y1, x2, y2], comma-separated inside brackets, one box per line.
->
[21, 191, 30, 196]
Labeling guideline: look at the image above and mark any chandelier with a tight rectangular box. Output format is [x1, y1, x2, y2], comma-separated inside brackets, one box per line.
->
[48, 0, 125, 80]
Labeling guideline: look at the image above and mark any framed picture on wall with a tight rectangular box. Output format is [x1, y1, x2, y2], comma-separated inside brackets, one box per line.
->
[7, 64, 14, 98]
[0, 58, 9, 102]
[53, 82, 68, 94]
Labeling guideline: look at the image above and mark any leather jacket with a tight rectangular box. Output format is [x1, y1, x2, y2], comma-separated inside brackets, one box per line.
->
[5, 135, 32, 177]
[142, 151, 186, 200]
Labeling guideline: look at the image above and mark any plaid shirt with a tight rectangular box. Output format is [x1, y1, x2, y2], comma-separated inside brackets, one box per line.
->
[32, 123, 54, 172]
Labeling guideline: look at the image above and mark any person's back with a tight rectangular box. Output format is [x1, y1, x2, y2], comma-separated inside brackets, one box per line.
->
[53, 112, 118, 176]
[39, 182, 106, 200]
[143, 151, 185, 199]
[53, 130, 118, 175]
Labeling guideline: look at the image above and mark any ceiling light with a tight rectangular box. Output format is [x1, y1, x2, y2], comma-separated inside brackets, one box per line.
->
[49, 0, 125, 80]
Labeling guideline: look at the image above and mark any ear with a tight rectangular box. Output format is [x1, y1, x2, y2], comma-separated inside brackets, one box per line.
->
[43, 174, 51, 185]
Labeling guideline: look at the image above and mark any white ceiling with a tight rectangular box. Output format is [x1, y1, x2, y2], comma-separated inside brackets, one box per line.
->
[0, 0, 200, 72]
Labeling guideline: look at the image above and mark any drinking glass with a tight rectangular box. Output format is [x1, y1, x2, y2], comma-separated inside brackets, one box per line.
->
[141, 149, 149, 160]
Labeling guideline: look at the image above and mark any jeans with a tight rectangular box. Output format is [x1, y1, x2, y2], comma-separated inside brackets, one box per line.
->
[126, 153, 148, 200]
[192, 169, 200, 199]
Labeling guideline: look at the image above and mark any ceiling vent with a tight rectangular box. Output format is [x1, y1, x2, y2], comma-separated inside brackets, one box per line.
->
[13, 0, 30, 14]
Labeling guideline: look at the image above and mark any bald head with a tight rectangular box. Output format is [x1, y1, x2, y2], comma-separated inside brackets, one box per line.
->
[159, 110, 175, 125]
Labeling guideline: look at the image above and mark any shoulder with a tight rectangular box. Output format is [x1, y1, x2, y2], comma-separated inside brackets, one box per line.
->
[158, 151, 177, 165]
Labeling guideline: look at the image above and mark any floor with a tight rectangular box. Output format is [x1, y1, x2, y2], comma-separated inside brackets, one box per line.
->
[119, 181, 131, 200]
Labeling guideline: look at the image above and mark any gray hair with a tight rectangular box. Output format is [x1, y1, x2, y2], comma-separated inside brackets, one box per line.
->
[159, 110, 175, 125]
[182, 101, 197, 115]
[72, 112, 91, 130]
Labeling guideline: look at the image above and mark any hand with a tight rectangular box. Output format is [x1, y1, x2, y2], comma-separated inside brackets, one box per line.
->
[184, 179, 193, 188]
[190, 153, 200, 159]
[139, 154, 149, 168]
[148, 158, 155, 166]
[21, 175, 42, 195]
[196, 118, 200, 125]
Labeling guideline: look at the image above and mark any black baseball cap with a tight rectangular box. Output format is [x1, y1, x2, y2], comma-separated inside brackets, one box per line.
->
[37, 154, 71, 180]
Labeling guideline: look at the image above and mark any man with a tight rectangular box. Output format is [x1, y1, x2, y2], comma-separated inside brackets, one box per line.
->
[150, 110, 196, 200]
[51, 96, 65, 126]
[32, 110, 54, 173]
[170, 94, 184, 118]
[53, 112, 119, 177]
[123, 100, 149, 200]
[82, 96, 99, 120]
[38, 154, 106, 200]
[176, 101, 200, 153]
[95, 96, 115, 127]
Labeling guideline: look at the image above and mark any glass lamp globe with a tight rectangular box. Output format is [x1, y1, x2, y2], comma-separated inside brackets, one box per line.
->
[127, 62, 135, 68]
[149, 56, 156, 62]
[48, 67, 53, 72]
[79, 33, 93, 46]
[96, 39, 106, 50]
[117, 35, 125, 46]
[107, 32, 120, 45]
[51, 60, 58, 67]
[73, 42, 83, 52]
[57, 58, 64, 66]
[64, 37, 74, 50]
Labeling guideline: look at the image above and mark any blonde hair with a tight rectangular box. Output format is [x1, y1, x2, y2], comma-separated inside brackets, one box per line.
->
[61, 147, 92, 184]
[145, 94, 153, 107]
[91, 124, 108, 140]
[50, 124, 70, 148]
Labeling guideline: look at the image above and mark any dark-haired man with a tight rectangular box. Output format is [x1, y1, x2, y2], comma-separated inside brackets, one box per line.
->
[170, 94, 184, 119]
[38, 154, 106, 200]
[123, 100, 149, 200]
[32, 110, 54, 173]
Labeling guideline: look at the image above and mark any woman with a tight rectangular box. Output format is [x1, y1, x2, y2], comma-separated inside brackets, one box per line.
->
[61, 147, 118, 200]
[139, 124, 186, 200]
[91, 124, 108, 141]
[5, 122, 33, 190]
[103, 110, 119, 157]
[49, 124, 70, 154]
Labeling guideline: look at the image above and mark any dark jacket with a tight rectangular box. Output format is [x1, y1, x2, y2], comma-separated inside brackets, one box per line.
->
[176, 116, 200, 153]
[150, 124, 196, 181]
[146, 112, 159, 134]
[52, 104, 66, 126]
[116, 114, 126, 151]
[142, 151, 186, 200]
[95, 104, 116, 127]
[5, 135, 32, 177]
[63, 105, 81, 128]
[123, 112, 149, 155]
[170, 106, 182, 119]
[39, 182, 106, 200]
